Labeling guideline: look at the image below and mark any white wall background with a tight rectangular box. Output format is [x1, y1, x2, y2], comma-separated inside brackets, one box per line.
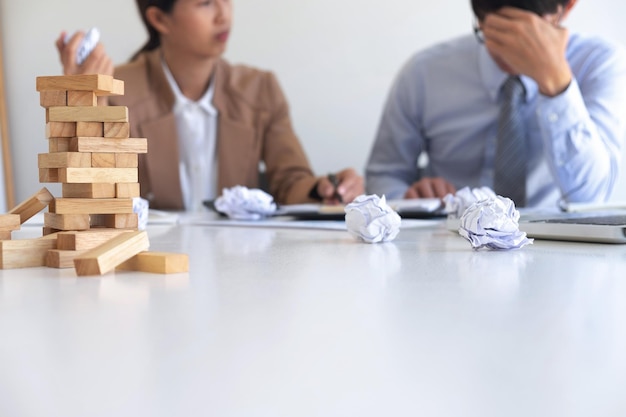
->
[0, 0, 625, 205]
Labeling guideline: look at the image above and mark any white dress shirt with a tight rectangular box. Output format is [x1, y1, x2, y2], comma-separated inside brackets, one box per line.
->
[162, 60, 218, 211]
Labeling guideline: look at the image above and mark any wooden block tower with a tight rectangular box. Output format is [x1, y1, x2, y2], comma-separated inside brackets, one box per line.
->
[0, 74, 187, 276]
[36, 74, 147, 234]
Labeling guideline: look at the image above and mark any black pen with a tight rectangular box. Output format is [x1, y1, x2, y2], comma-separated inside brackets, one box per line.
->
[327, 173, 343, 203]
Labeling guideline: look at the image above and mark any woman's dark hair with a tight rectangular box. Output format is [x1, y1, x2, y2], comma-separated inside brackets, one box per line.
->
[131, 0, 178, 60]
[471, 0, 569, 20]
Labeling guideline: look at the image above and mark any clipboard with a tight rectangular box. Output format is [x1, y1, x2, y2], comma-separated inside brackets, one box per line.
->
[204, 198, 445, 220]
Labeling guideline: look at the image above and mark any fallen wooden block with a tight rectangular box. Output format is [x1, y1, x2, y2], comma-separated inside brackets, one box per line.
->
[46, 249, 88, 269]
[49, 229, 134, 268]
[0, 214, 21, 232]
[73, 231, 149, 276]
[116, 252, 189, 274]
[8, 187, 54, 224]
[0, 234, 58, 269]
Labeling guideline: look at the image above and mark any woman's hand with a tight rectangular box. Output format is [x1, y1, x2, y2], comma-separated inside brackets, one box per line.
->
[316, 168, 364, 204]
[55, 31, 114, 76]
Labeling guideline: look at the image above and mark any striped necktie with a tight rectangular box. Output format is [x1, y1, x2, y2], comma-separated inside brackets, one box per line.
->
[493, 76, 527, 207]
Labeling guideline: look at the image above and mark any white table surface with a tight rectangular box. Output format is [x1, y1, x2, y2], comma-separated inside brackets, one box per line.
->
[1, 214, 625, 417]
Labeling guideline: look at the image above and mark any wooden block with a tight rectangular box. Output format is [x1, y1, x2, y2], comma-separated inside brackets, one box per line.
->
[43, 227, 62, 236]
[67, 91, 97, 106]
[46, 122, 76, 138]
[40, 91, 67, 108]
[104, 122, 130, 138]
[0, 214, 21, 232]
[8, 187, 54, 224]
[49, 138, 71, 152]
[92, 153, 116, 168]
[73, 231, 149, 276]
[38, 152, 92, 169]
[111, 79, 124, 96]
[62, 183, 116, 198]
[115, 153, 138, 168]
[116, 183, 141, 198]
[57, 229, 133, 250]
[90, 213, 138, 229]
[39, 168, 59, 183]
[47, 249, 88, 269]
[44, 213, 91, 231]
[36, 74, 123, 95]
[0, 231, 12, 241]
[117, 252, 189, 274]
[76, 121, 104, 137]
[50, 198, 134, 215]
[58, 167, 138, 184]
[48, 106, 128, 123]
[0, 235, 58, 269]
[70, 137, 147, 153]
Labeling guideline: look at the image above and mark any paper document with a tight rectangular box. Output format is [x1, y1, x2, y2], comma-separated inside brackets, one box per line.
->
[205, 197, 443, 219]
[387, 198, 443, 212]
[276, 198, 443, 218]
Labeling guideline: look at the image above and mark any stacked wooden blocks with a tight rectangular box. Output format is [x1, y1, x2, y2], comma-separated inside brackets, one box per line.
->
[0, 74, 188, 276]
[37, 74, 145, 233]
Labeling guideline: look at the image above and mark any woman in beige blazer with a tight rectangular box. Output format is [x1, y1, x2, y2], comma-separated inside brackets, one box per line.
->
[56, 0, 363, 210]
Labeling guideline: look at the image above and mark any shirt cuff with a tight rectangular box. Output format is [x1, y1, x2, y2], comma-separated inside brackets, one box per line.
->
[535, 78, 590, 163]
[535, 78, 588, 133]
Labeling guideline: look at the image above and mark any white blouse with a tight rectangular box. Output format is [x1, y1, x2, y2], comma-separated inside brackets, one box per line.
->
[162, 60, 218, 211]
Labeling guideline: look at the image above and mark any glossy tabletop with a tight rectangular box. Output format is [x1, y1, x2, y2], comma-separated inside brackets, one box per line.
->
[1, 215, 625, 417]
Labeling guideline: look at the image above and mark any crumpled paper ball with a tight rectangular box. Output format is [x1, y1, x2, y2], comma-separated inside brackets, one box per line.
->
[344, 194, 401, 243]
[214, 186, 277, 220]
[458, 196, 533, 250]
[444, 186, 497, 218]
[132, 197, 149, 230]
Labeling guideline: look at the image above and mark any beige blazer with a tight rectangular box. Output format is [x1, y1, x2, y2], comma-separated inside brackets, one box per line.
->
[110, 49, 318, 210]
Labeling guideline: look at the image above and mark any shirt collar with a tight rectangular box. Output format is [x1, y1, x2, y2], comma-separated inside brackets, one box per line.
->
[161, 58, 217, 116]
[477, 44, 538, 102]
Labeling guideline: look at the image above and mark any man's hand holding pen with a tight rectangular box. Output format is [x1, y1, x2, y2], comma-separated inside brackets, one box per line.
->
[316, 168, 364, 204]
